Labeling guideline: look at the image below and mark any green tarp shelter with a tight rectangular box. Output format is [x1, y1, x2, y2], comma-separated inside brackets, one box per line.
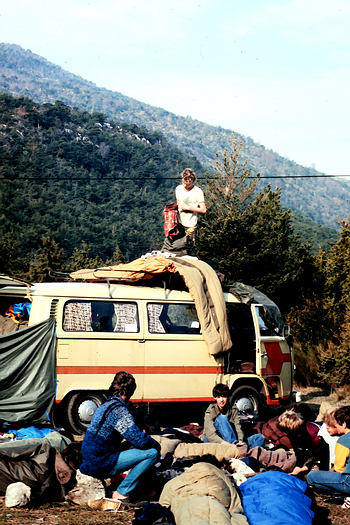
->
[0, 318, 57, 425]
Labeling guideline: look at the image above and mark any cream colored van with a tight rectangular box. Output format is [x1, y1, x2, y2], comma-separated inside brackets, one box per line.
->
[0, 276, 293, 434]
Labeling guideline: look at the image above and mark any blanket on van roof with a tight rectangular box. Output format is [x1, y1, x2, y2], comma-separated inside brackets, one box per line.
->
[70, 256, 232, 355]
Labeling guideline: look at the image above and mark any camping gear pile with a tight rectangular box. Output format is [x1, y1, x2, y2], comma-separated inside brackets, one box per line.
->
[0, 422, 315, 525]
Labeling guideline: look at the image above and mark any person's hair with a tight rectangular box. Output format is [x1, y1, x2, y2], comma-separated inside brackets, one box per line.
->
[108, 371, 136, 398]
[278, 409, 304, 431]
[181, 168, 196, 181]
[323, 406, 339, 426]
[212, 383, 230, 398]
[334, 406, 350, 429]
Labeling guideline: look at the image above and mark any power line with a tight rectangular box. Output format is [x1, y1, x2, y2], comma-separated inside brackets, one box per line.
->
[0, 174, 350, 181]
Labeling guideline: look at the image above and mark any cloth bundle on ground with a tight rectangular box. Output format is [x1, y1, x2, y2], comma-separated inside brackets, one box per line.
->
[0, 441, 74, 503]
[65, 470, 105, 505]
[151, 435, 182, 456]
[247, 446, 297, 473]
[239, 471, 314, 525]
[174, 442, 246, 462]
[159, 462, 249, 525]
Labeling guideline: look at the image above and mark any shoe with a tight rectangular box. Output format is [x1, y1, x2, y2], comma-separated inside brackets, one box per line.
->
[342, 496, 350, 509]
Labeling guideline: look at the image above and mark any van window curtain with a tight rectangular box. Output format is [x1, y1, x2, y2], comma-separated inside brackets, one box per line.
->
[0, 318, 57, 425]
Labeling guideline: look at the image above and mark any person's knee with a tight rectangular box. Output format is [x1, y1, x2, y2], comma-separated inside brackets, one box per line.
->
[307, 471, 318, 485]
[147, 447, 159, 461]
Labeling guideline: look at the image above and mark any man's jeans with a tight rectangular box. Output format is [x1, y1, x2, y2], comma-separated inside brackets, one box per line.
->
[214, 414, 265, 448]
[109, 447, 159, 496]
[307, 470, 350, 496]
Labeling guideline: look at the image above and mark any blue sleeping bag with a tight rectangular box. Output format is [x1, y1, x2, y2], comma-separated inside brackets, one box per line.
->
[239, 471, 314, 525]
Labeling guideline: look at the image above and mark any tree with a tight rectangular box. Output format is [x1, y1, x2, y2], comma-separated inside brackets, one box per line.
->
[197, 137, 315, 313]
[68, 242, 104, 272]
[288, 220, 350, 387]
[105, 244, 126, 266]
[27, 235, 66, 282]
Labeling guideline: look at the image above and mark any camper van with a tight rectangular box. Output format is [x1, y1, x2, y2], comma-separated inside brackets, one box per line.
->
[0, 274, 293, 435]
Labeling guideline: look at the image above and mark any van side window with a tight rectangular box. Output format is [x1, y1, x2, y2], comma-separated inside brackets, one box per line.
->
[63, 301, 139, 333]
[147, 303, 200, 334]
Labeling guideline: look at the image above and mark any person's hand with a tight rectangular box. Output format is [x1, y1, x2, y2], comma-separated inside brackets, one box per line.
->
[289, 465, 308, 476]
[235, 440, 246, 446]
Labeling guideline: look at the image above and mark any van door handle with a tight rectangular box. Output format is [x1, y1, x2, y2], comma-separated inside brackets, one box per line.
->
[137, 339, 145, 343]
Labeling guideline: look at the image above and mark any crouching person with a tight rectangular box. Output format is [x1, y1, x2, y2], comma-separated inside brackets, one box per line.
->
[80, 371, 160, 503]
[203, 383, 265, 449]
[307, 406, 350, 509]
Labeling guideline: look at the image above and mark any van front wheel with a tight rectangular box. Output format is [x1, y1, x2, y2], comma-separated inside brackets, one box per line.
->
[230, 386, 260, 417]
[64, 392, 107, 435]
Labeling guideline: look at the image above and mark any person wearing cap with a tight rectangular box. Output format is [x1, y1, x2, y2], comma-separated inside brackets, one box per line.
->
[175, 168, 206, 243]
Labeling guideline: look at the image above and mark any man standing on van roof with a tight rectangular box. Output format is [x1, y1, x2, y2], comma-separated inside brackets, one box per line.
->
[175, 168, 206, 243]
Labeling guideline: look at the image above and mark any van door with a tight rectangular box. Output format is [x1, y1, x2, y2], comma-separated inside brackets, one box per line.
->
[143, 301, 218, 402]
[55, 298, 146, 403]
[252, 304, 293, 401]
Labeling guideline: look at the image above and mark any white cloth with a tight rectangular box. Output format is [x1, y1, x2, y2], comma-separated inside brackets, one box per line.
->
[318, 423, 339, 468]
[175, 184, 205, 228]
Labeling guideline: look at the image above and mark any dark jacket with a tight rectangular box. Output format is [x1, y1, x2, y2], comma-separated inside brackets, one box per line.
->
[203, 402, 244, 443]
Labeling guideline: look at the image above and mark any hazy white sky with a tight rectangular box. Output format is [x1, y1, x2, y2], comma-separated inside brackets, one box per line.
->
[1, 0, 350, 174]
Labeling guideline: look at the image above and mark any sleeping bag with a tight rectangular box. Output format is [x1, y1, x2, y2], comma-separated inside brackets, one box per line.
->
[239, 471, 313, 525]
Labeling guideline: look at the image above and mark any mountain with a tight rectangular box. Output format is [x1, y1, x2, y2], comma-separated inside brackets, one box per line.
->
[0, 43, 349, 232]
[0, 93, 202, 265]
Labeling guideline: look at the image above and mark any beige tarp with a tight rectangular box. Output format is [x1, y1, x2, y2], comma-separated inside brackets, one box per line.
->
[159, 462, 249, 525]
[70, 256, 232, 355]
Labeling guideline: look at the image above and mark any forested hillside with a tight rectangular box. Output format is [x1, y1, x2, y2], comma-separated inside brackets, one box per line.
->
[0, 93, 201, 269]
[0, 43, 349, 230]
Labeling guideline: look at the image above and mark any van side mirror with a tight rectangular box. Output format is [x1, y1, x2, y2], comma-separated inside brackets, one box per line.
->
[283, 325, 290, 338]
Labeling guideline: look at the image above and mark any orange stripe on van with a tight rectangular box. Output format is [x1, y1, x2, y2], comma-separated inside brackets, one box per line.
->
[55, 397, 213, 404]
[57, 366, 220, 374]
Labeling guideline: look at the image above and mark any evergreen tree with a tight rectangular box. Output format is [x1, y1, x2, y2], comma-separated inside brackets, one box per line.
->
[68, 242, 104, 272]
[197, 138, 315, 312]
[27, 235, 65, 282]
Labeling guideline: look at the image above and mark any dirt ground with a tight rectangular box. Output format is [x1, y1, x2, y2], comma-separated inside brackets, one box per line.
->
[1, 387, 349, 525]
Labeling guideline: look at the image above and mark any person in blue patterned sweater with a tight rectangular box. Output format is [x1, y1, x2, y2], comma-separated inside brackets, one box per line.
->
[80, 371, 160, 502]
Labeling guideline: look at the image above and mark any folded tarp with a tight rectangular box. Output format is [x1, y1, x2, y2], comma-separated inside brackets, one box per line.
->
[70, 256, 232, 355]
[0, 318, 56, 425]
[239, 471, 314, 525]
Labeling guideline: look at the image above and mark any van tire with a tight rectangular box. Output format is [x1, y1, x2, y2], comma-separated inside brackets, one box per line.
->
[230, 386, 260, 417]
[64, 392, 107, 435]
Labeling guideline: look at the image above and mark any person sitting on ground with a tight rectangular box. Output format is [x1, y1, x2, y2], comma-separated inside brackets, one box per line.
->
[307, 406, 350, 509]
[317, 406, 342, 470]
[80, 371, 160, 503]
[203, 383, 265, 449]
[175, 168, 206, 244]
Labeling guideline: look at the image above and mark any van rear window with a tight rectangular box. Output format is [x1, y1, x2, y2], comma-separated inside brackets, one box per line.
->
[63, 301, 139, 333]
[147, 303, 200, 334]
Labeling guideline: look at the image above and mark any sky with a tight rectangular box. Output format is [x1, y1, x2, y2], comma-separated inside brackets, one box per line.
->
[1, 0, 350, 175]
